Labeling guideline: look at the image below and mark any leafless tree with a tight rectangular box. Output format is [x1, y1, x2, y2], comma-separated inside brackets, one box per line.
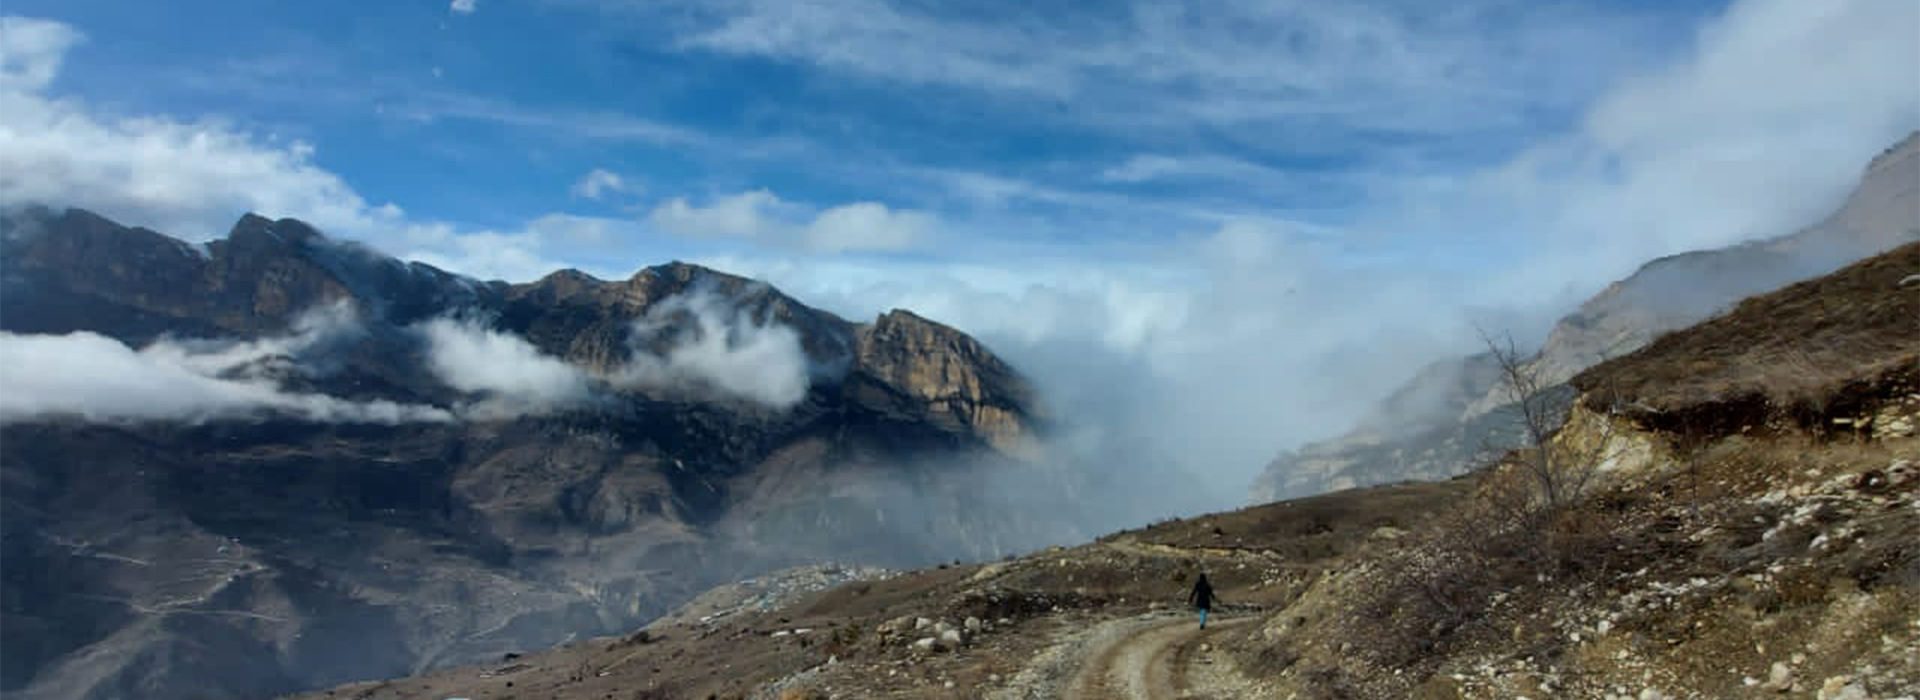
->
[1478, 329, 1619, 514]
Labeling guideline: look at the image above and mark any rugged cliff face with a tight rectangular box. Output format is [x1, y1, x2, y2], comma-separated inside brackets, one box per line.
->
[0, 207, 1063, 700]
[1253, 131, 1920, 502]
[846, 310, 1040, 456]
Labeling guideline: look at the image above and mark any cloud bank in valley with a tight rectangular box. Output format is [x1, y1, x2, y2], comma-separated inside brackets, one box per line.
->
[411, 288, 814, 416]
[700, 0, 1920, 513]
[0, 303, 452, 424]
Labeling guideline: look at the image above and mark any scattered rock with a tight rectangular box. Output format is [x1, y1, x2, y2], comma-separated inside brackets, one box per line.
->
[1763, 661, 1794, 691]
[1817, 677, 1869, 700]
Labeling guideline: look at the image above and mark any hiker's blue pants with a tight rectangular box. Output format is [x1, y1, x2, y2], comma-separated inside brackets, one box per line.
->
[1198, 608, 1208, 628]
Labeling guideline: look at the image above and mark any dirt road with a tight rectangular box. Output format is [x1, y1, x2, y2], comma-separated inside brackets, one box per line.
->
[1062, 614, 1259, 700]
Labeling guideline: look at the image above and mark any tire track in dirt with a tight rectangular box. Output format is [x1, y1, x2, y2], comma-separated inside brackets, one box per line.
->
[1063, 615, 1258, 700]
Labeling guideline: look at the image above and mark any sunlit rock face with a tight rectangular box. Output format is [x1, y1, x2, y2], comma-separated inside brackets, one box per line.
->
[847, 309, 1040, 455]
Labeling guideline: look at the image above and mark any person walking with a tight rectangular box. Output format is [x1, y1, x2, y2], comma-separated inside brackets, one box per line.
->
[1188, 573, 1215, 629]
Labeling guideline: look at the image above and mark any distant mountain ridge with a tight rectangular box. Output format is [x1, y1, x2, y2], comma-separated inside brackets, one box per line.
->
[0, 207, 1062, 700]
[1253, 130, 1920, 500]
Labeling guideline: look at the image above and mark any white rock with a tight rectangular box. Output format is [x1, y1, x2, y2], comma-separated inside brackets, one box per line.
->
[1817, 677, 1870, 700]
[914, 617, 932, 631]
[938, 628, 965, 650]
[1764, 661, 1794, 690]
[912, 637, 936, 652]
[964, 616, 983, 633]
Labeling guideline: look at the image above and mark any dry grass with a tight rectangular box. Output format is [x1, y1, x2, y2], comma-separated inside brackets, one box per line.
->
[1573, 241, 1920, 434]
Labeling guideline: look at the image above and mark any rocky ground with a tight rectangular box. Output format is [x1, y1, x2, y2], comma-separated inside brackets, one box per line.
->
[284, 423, 1917, 700]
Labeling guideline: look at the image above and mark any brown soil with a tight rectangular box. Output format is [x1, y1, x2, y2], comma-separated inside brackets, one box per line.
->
[1573, 241, 1919, 437]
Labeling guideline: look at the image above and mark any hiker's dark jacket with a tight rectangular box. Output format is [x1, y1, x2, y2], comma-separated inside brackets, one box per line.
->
[1188, 578, 1214, 610]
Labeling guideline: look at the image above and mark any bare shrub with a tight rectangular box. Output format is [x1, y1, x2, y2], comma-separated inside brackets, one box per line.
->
[1345, 327, 1636, 673]
[1478, 330, 1626, 514]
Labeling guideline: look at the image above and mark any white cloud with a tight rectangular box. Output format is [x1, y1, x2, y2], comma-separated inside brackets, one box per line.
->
[389, 220, 568, 282]
[693, 220, 1456, 508]
[804, 202, 930, 252]
[664, 0, 1674, 145]
[0, 16, 569, 281]
[0, 16, 79, 92]
[689, 0, 1920, 509]
[615, 288, 812, 408]
[1394, 0, 1920, 295]
[0, 303, 452, 424]
[1098, 154, 1290, 185]
[648, 189, 934, 253]
[414, 289, 813, 413]
[415, 317, 593, 417]
[571, 168, 638, 200]
[450, 0, 477, 15]
[648, 189, 784, 241]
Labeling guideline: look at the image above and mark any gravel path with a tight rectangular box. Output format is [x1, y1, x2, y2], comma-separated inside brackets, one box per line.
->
[991, 611, 1258, 700]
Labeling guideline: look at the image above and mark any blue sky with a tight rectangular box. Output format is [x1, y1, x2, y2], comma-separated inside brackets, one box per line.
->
[3, 0, 1916, 494]
[5, 0, 1716, 255]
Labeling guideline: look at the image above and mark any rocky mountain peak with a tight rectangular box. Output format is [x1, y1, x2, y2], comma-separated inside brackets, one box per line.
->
[848, 309, 1038, 454]
[223, 212, 327, 251]
[2, 207, 1059, 700]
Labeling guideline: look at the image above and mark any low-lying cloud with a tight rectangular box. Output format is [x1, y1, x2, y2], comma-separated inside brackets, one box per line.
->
[0, 303, 452, 424]
[410, 288, 813, 414]
[415, 316, 594, 418]
[615, 289, 812, 408]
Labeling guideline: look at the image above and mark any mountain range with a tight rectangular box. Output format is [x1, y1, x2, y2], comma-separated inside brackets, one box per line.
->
[0, 208, 1071, 700]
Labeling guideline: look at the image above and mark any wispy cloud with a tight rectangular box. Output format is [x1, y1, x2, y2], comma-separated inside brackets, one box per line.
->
[415, 316, 592, 417]
[648, 188, 936, 253]
[615, 287, 814, 408]
[412, 287, 815, 414]
[570, 168, 639, 200]
[657, 0, 1677, 148]
[0, 16, 580, 280]
[691, 0, 1920, 497]
[649, 189, 786, 241]
[0, 16, 78, 92]
[450, 0, 477, 15]
[804, 202, 930, 253]
[0, 303, 453, 424]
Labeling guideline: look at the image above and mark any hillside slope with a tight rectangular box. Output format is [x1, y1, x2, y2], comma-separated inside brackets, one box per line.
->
[1254, 131, 1920, 501]
[292, 244, 1919, 699]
